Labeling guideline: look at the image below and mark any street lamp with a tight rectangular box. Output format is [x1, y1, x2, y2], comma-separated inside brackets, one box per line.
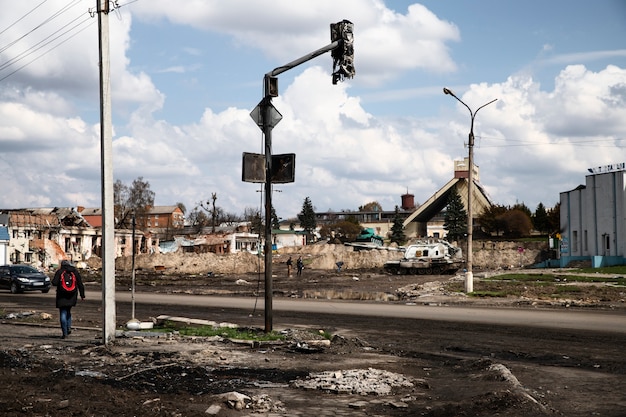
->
[443, 88, 497, 293]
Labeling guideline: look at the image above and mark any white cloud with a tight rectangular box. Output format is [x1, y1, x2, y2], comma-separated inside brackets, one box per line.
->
[0, 0, 624, 222]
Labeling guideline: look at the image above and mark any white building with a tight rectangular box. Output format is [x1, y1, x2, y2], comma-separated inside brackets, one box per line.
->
[559, 163, 626, 267]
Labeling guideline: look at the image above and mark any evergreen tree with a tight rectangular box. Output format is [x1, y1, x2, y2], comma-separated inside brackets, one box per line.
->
[443, 187, 467, 242]
[298, 196, 317, 243]
[547, 202, 561, 235]
[390, 206, 407, 246]
[532, 202, 549, 234]
[271, 206, 281, 230]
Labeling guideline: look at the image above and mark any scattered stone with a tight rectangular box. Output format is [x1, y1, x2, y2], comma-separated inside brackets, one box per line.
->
[221, 391, 250, 410]
[292, 368, 418, 396]
[204, 404, 221, 415]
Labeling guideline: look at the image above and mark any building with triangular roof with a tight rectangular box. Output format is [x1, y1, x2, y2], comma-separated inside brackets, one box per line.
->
[402, 158, 493, 238]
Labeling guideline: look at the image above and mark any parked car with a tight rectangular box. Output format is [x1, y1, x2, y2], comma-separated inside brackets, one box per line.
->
[0, 265, 51, 294]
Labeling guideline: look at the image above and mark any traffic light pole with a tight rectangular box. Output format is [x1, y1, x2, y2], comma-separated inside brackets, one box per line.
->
[265, 41, 339, 78]
[256, 20, 354, 332]
[260, 43, 338, 333]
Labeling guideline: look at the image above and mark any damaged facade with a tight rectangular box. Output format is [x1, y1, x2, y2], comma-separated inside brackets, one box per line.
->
[0, 206, 269, 270]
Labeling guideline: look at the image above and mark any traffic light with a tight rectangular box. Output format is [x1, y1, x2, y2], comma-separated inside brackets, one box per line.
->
[330, 20, 355, 84]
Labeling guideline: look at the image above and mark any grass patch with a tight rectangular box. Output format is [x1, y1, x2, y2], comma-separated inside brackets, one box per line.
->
[484, 273, 626, 286]
[571, 265, 626, 275]
[469, 291, 508, 298]
[152, 321, 286, 341]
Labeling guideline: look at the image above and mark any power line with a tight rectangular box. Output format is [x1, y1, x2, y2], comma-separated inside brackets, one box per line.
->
[0, 0, 49, 37]
[0, 14, 92, 73]
[0, 0, 83, 54]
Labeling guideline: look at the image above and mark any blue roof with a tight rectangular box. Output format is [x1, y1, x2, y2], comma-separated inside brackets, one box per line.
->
[0, 226, 9, 241]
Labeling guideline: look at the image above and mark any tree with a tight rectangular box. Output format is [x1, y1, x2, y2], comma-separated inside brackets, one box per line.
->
[532, 202, 550, 234]
[176, 202, 186, 216]
[319, 219, 361, 243]
[298, 197, 317, 243]
[198, 193, 219, 233]
[512, 202, 532, 219]
[501, 209, 533, 238]
[243, 206, 263, 236]
[113, 176, 155, 229]
[113, 179, 129, 227]
[187, 207, 209, 229]
[390, 206, 407, 246]
[270, 206, 281, 230]
[547, 202, 561, 235]
[478, 204, 508, 236]
[359, 201, 382, 212]
[443, 187, 467, 242]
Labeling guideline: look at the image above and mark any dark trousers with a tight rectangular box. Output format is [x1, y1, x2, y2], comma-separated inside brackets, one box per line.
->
[59, 306, 73, 336]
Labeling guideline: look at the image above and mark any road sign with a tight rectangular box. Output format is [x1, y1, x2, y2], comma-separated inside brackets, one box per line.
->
[250, 101, 282, 130]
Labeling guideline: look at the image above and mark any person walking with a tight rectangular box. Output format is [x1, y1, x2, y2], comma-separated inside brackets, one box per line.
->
[52, 260, 85, 339]
[286, 256, 293, 278]
[296, 256, 304, 277]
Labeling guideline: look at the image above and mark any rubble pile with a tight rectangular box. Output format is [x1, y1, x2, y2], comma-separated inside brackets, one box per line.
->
[291, 368, 426, 395]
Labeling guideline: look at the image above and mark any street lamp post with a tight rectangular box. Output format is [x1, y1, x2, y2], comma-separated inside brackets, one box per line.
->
[443, 88, 497, 293]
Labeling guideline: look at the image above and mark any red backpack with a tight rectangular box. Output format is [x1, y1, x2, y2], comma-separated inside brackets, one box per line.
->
[60, 270, 77, 293]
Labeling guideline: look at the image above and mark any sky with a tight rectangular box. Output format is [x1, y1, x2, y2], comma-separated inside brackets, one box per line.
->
[1, 0, 625, 222]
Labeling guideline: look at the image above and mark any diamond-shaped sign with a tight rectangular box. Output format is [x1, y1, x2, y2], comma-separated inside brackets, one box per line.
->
[250, 100, 282, 131]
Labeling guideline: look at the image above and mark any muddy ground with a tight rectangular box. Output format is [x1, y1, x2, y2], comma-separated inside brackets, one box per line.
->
[1, 260, 625, 416]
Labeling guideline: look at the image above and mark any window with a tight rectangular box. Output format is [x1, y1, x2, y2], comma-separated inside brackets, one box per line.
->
[583, 230, 588, 252]
[572, 231, 578, 252]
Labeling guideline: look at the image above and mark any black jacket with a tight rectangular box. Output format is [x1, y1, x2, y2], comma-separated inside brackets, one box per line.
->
[52, 265, 85, 308]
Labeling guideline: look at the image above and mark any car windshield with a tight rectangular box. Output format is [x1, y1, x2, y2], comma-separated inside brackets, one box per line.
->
[12, 266, 38, 274]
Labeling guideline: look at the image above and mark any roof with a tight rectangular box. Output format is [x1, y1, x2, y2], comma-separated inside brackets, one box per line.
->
[148, 206, 183, 215]
[403, 178, 493, 227]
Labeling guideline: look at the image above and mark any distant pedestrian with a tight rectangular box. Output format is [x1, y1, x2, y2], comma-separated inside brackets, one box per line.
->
[296, 256, 304, 277]
[286, 256, 293, 277]
[52, 260, 85, 339]
[336, 261, 344, 273]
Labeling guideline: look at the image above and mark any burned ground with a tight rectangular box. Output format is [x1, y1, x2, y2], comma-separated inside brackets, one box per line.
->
[1, 262, 625, 416]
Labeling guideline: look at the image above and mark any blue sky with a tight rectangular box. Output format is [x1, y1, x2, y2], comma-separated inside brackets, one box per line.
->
[1, 0, 625, 222]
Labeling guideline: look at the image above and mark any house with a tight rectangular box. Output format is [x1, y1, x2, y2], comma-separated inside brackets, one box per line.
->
[314, 158, 492, 242]
[144, 206, 184, 230]
[402, 158, 493, 238]
[0, 207, 97, 268]
[559, 163, 626, 267]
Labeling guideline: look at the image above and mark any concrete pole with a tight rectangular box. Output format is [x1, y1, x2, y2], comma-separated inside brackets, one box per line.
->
[466, 127, 475, 293]
[97, 0, 116, 344]
[263, 95, 273, 332]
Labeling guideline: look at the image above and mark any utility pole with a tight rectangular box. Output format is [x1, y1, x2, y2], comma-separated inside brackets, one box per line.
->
[97, 0, 116, 344]
[245, 20, 355, 332]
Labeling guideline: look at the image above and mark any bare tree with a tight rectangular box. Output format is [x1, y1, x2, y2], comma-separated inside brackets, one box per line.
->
[114, 177, 155, 229]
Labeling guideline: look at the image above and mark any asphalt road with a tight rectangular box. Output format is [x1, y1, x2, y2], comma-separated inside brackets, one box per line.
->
[105, 290, 626, 334]
[2, 290, 625, 335]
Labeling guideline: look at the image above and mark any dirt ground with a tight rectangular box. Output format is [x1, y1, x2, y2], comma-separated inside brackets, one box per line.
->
[1, 260, 625, 416]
